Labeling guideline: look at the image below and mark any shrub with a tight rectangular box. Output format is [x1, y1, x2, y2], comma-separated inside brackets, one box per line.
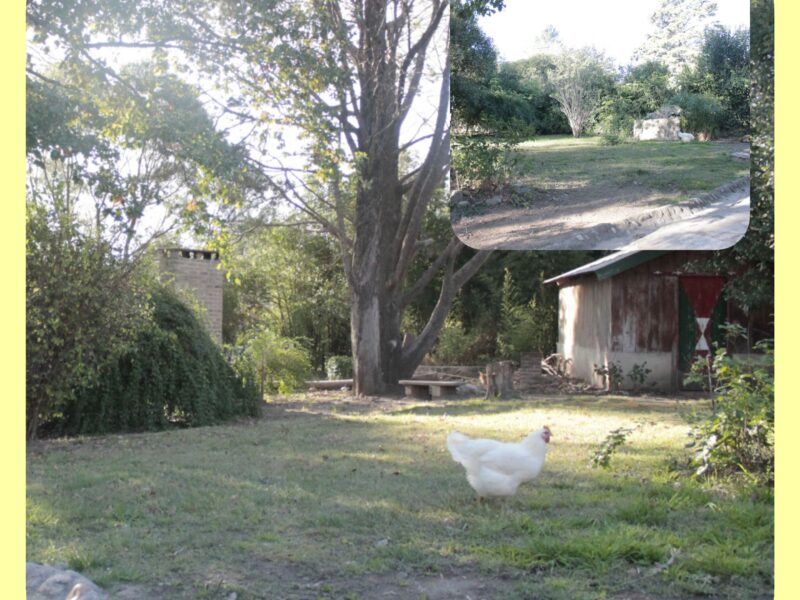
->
[595, 97, 637, 141]
[600, 131, 625, 146]
[671, 91, 724, 137]
[451, 135, 516, 190]
[59, 288, 261, 435]
[628, 362, 653, 393]
[26, 201, 149, 439]
[591, 426, 637, 469]
[690, 342, 774, 483]
[594, 362, 624, 392]
[243, 328, 313, 395]
[325, 355, 353, 380]
[431, 317, 478, 365]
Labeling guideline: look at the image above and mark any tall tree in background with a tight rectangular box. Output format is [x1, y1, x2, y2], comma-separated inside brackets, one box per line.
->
[547, 47, 615, 138]
[28, 0, 491, 396]
[450, 0, 508, 132]
[687, 25, 751, 132]
[633, 0, 718, 81]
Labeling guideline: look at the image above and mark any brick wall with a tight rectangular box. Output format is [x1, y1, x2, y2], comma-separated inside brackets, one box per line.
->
[516, 352, 544, 389]
[159, 248, 223, 344]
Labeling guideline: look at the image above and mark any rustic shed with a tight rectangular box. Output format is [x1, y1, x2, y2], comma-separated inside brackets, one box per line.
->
[545, 250, 728, 392]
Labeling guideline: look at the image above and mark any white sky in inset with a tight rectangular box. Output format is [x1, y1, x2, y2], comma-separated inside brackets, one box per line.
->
[479, 0, 750, 66]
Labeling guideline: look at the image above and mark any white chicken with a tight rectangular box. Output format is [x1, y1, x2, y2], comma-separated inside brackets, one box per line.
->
[446, 426, 551, 499]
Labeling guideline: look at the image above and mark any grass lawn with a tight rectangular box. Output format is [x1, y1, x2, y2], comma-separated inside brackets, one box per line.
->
[27, 394, 773, 599]
[509, 135, 749, 199]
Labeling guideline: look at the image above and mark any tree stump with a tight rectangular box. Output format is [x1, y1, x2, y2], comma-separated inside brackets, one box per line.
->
[484, 360, 514, 399]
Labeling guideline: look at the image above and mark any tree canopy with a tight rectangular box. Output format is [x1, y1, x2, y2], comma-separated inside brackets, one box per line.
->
[633, 0, 719, 80]
[28, 0, 491, 395]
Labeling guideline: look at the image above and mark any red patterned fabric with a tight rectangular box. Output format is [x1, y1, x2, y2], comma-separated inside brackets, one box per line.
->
[679, 275, 725, 318]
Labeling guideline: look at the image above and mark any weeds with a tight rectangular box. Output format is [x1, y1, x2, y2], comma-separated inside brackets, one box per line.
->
[594, 362, 624, 392]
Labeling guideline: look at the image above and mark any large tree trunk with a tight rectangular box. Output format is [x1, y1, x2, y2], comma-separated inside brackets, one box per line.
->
[351, 289, 384, 395]
[346, 0, 491, 397]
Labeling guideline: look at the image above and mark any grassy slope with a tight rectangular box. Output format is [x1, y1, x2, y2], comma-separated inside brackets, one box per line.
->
[27, 395, 773, 599]
[511, 136, 749, 198]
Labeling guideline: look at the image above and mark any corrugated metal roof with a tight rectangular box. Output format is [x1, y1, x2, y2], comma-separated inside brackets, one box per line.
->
[544, 250, 667, 285]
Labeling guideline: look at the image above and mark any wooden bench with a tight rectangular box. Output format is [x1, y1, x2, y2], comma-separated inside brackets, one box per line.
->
[398, 379, 461, 399]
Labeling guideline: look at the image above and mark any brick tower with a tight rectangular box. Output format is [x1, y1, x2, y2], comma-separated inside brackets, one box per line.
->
[159, 248, 223, 344]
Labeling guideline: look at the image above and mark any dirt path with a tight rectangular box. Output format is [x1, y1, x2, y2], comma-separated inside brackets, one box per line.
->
[453, 182, 685, 249]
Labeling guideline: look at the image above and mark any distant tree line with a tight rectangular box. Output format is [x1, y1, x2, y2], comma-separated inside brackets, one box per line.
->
[452, 0, 750, 143]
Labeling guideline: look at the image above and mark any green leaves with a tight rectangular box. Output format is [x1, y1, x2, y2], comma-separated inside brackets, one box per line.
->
[62, 287, 261, 435]
[239, 327, 313, 395]
[25, 200, 150, 438]
[221, 224, 350, 370]
[590, 426, 636, 469]
[689, 345, 774, 483]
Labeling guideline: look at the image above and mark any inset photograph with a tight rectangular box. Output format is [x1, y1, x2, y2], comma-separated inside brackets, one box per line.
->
[450, 0, 751, 251]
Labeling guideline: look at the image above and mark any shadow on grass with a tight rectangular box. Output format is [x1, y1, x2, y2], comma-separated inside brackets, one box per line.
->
[26, 397, 771, 599]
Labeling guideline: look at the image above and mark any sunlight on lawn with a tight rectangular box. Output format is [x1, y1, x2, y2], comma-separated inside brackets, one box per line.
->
[516, 135, 602, 150]
[27, 395, 773, 599]
[508, 134, 748, 197]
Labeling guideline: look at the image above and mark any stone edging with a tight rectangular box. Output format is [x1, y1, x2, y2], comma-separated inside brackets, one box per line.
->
[563, 176, 750, 248]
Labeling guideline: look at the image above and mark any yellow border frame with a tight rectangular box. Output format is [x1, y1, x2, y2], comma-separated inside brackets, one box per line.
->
[2, 0, 24, 597]
[775, 1, 795, 598]
[7, 0, 793, 597]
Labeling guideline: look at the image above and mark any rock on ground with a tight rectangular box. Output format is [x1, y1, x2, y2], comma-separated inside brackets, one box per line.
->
[26, 563, 107, 600]
[457, 383, 484, 396]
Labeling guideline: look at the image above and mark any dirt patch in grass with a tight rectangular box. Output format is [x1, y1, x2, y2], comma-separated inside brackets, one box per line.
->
[107, 564, 518, 599]
[453, 181, 680, 249]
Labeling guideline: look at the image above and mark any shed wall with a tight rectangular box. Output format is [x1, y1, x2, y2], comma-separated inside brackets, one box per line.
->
[557, 278, 612, 388]
[557, 251, 708, 391]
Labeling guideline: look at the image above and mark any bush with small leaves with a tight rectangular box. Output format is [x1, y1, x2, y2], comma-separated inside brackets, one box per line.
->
[61, 287, 261, 436]
[671, 91, 724, 137]
[325, 355, 354, 380]
[689, 341, 774, 483]
[594, 362, 624, 392]
[451, 135, 517, 191]
[628, 362, 653, 393]
[432, 317, 478, 365]
[591, 426, 637, 469]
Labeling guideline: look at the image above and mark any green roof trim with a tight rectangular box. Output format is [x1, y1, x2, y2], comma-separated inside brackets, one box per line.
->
[593, 251, 667, 281]
[544, 250, 670, 285]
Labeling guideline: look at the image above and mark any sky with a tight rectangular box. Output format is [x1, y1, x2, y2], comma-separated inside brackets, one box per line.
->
[479, 0, 750, 66]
